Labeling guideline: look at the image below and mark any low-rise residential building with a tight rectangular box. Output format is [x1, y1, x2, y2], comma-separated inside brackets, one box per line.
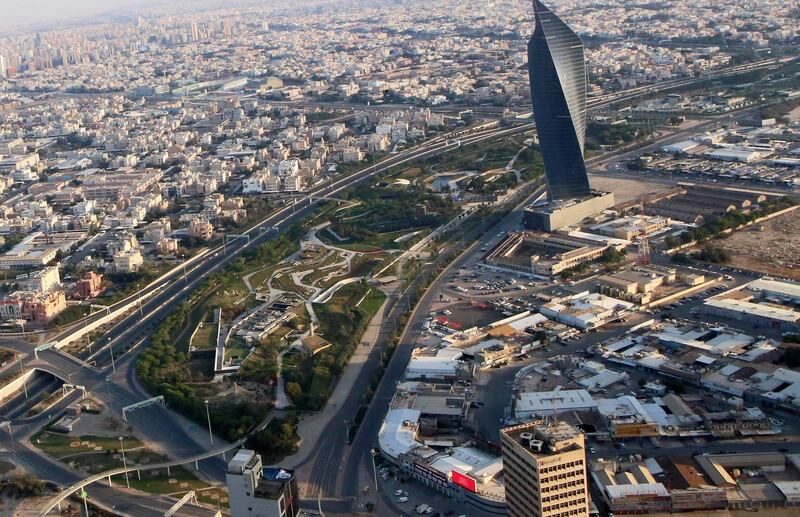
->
[73, 271, 103, 299]
[113, 249, 144, 273]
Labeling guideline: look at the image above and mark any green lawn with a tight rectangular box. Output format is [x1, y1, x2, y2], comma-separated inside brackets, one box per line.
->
[190, 322, 218, 351]
[248, 267, 272, 289]
[272, 272, 298, 292]
[224, 339, 250, 362]
[308, 369, 332, 398]
[357, 288, 386, 316]
[32, 431, 142, 458]
[62, 449, 164, 475]
[114, 464, 210, 494]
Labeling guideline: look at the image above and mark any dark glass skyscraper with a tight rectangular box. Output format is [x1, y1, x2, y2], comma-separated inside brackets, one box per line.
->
[528, 0, 592, 201]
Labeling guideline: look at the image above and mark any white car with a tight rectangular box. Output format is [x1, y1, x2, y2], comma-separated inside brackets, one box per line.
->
[395, 489, 404, 496]
[397, 496, 408, 503]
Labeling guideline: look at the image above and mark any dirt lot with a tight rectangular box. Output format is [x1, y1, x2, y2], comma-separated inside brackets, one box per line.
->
[588, 173, 673, 204]
[712, 207, 800, 280]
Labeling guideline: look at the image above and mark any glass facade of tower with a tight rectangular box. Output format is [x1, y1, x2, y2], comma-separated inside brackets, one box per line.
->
[527, 0, 592, 201]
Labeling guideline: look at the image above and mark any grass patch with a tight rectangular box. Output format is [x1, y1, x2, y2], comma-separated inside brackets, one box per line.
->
[32, 431, 142, 458]
[190, 322, 217, 351]
[114, 464, 209, 495]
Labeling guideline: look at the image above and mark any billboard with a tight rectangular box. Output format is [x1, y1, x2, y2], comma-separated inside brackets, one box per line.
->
[451, 471, 477, 493]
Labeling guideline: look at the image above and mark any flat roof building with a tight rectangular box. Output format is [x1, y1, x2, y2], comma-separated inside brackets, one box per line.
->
[226, 449, 299, 517]
[501, 420, 589, 517]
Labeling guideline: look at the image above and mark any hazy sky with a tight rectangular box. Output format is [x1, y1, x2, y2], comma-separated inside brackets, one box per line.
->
[0, 0, 149, 30]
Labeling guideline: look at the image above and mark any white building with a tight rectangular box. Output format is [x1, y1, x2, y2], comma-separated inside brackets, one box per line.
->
[226, 450, 299, 517]
[23, 266, 61, 292]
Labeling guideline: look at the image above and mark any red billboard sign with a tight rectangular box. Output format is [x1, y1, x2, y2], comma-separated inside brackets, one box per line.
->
[451, 471, 477, 492]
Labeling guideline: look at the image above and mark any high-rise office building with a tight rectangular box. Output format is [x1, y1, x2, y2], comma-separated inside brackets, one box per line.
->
[527, 0, 592, 201]
[501, 420, 590, 517]
[226, 449, 299, 517]
[0, 54, 7, 78]
[191, 22, 200, 41]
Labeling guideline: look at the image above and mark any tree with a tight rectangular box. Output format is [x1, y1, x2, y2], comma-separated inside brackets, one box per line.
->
[8, 472, 45, 497]
[286, 382, 302, 401]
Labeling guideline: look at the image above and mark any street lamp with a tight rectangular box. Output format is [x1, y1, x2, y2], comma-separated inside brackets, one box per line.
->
[369, 448, 379, 495]
[108, 339, 117, 374]
[136, 283, 144, 318]
[118, 437, 130, 488]
[204, 400, 214, 446]
[17, 353, 27, 399]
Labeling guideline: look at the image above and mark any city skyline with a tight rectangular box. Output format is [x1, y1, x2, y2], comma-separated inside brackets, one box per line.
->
[0, 1, 798, 516]
[0, 0, 152, 30]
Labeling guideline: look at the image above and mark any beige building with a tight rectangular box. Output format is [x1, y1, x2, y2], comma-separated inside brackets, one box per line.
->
[485, 232, 609, 277]
[188, 219, 214, 241]
[113, 249, 144, 273]
[501, 420, 589, 517]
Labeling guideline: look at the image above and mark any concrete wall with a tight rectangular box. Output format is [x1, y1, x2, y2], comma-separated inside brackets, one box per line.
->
[0, 369, 35, 402]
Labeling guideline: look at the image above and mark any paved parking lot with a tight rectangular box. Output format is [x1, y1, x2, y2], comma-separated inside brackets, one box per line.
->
[376, 460, 495, 517]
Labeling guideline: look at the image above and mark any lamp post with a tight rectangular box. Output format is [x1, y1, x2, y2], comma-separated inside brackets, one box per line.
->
[17, 354, 27, 399]
[109, 341, 116, 373]
[84, 309, 92, 353]
[136, 283, 144, 318]
[204, 400, 214, 446]
[118, 437, 130, 488]
[370, 448, 379, 495]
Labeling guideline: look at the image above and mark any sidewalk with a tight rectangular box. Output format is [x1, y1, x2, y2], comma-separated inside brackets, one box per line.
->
[269, 292, 390, 469]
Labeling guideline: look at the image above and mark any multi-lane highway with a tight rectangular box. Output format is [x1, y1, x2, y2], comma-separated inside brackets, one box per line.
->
[5, 119, 539, 516]
[8, 56, 797, 515]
